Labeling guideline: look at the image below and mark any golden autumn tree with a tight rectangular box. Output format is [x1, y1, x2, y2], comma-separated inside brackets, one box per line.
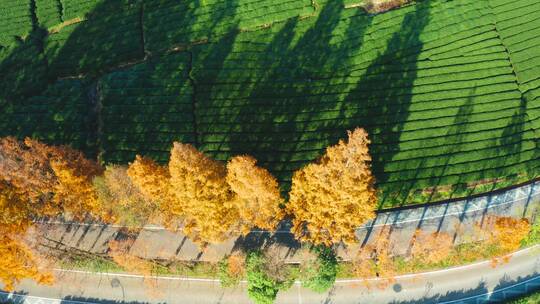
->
[0, 183, 53, 291]
[0, 137, 103, 218]
[127, 155, 175, 225]
[287, 128, 378, 246]
[127, 156, 170, 203]
[410, 229, 453, 264]
[0, 181, 34, 232]
[95, 165, 158, 228]
[0, 137, 103, 289]
[0, 137, 60, 213]
[226, 156, 284, 234]
[0, 137, 58, 199]
[169, 142, 237, 244]
[50, 160, 104, 221]
[127, 155, 173, 227]
[0, 234, 53, 291]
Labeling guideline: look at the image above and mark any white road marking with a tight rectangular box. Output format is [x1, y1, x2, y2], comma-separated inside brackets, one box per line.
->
[52, 244, 540, 284]
[438, 274, 540, 304]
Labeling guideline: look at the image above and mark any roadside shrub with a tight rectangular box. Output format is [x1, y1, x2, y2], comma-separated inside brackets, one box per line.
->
[301, 246, 338, 293]
[410, 230, 453, 264]
[246, 251, 293, 304]
[218, 253, 245, 288]
[521, 216, 540, 247]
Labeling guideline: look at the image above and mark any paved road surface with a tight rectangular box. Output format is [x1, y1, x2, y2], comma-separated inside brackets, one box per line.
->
[4, 180, 540, 303]
[2, 245, 540, 304]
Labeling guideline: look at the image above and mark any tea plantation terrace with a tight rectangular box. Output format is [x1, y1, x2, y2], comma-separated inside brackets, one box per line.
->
[0, 0, 539, 207]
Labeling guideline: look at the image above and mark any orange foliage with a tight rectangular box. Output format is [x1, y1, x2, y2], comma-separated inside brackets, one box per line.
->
[0, 233, 53, 291]
[226, 156, 284, 234]
[287, 128, 377, 246]
[127, 156, 170, 204]
[0, 182, 33, 233]
[353, 227, 396, 289]
[51, 160, 104, 220]
[487, 216, 530, 252]
[108, 239, 153, 275]
[0, 137, 103, 289]
[227, 252, 246, 278]
[0, 137, 102, 218]
[410, 230, 453, 264]
[169, 143, 237, 244]
[108, 239, 159, 294]
[0, 137, 57, 200]
[477, 216, 530, 266]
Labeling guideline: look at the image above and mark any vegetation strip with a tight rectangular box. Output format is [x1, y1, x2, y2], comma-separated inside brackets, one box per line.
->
[55, 244, 540, 282]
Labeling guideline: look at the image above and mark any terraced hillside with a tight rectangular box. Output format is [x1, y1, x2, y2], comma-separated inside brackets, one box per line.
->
[0, 0, 539, 207]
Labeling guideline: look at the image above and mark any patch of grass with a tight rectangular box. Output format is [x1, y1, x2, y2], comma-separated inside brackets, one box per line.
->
[506, 290, 540, 304]
[48, 18, 84, 34]
[60, 254, 221, 279]
[521, 216, 540, 248]
[59, 255, 124, 273]
[155, 262, 220, 279]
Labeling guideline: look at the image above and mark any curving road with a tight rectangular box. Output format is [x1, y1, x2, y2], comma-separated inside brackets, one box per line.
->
[3, 179, 537, 303]
[2, 245, 540, 304]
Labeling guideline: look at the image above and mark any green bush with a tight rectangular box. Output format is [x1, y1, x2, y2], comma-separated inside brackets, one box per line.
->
[245, 251, 291, 304]
[301, 246, 338, 293]
[521, 216, 540, 248]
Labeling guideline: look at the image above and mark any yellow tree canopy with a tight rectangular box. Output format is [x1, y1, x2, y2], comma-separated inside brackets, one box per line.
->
[0, 137, 102, 218]
[287, 128, 378, 245]
[0, 182, 33, 233]
[50, 160, 104, 220]
[126, 156, 173, 225]
[226, 156, 284, 234]
[127, 156, 170, 203]
[0, 234, 53, 291]
[169, 142, 237, 244]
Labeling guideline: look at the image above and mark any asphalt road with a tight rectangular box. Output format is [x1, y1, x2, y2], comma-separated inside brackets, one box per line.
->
[2, 244, 540, 304]
[11, 181, 539, 303]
